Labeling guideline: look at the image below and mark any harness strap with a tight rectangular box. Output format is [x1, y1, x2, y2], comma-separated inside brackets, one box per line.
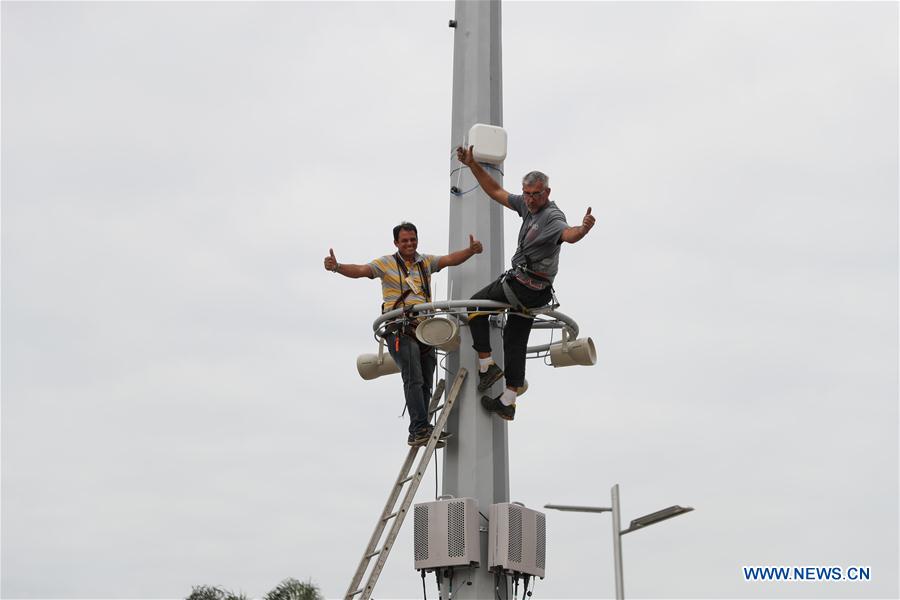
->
[385, 255, 435, 345]
[501, 269, 561, 314]
[519, 260, 551, 284]
[393, 253, 431, 302]
[500, 273, 534, 318]
[383, 253, 432, 313]
[389, 289, 414, 312]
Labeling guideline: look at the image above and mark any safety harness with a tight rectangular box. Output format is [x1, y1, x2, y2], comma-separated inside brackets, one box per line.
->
[384, 253, 433, 347]
[391, 253, 431, 308]
[500, 256, 559, 315]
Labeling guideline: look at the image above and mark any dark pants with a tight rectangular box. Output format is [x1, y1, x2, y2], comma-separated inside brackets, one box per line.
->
[469, 277, 552, 389]
[385, 332, 436, 435]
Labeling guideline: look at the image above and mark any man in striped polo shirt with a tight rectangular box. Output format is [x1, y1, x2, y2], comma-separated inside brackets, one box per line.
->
[324, 222, 482, 447]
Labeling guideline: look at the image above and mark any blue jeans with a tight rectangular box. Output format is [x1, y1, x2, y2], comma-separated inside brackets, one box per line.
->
[385, 332, 436, 434]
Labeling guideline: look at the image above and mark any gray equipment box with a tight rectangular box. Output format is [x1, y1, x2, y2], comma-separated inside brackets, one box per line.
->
[413, 497, 480, 571]
[488, 502, 546, 578]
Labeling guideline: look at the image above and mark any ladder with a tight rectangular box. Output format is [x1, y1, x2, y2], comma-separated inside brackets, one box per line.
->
[344, 368, 468, 600]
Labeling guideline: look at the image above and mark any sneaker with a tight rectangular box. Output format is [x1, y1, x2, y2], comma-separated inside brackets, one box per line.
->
[408, 428, 452, 448]
[477, 363, 504, 392]
[480, 395, 516, 421]
[408, 430, 430, 447]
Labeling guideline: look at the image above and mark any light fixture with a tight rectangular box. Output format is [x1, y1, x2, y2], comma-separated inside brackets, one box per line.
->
[548, 330, 596, 367]
[356, 340, 400, 380]
[622, 505, 694, 535]
[415, 316, 461, 352]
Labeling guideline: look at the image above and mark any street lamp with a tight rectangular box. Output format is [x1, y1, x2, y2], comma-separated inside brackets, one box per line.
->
[545, 484, 693, 600]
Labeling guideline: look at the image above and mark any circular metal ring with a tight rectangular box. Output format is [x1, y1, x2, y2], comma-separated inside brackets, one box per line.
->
[371, 299, 579, 355]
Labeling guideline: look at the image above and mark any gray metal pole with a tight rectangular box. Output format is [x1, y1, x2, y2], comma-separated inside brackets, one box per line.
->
[611, 484, 625, 600]
[442, 1, 507, 599]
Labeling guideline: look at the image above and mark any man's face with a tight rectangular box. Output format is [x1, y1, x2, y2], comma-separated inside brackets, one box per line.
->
[522, 183, 550, 213]
[394, 229, 418, 260]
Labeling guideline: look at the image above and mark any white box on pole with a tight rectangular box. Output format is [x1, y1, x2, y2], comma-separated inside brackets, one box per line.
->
[467, 124, 507, 164]
[413, 497, 480, 571]
[488, 503, 546, 578]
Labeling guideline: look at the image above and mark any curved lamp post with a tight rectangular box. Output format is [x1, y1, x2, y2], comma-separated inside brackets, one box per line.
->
[545, 484, 693, 600]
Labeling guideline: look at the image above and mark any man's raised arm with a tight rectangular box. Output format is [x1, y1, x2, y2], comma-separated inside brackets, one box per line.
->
[437, 234, 483, 269]
[456, 145, 511, 209]
[323, 248, 374, 278]
[560, 207, 596, 244]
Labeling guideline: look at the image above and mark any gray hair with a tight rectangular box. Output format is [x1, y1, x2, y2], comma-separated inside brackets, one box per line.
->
[522, 170, 549, 189]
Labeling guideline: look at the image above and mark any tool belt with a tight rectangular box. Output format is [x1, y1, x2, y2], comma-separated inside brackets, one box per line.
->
[384, 318, 418, 338]
[384, 315, 434, 355]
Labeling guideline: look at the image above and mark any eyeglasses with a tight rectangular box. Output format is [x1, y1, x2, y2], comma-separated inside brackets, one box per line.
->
[523, 189, 546, 199]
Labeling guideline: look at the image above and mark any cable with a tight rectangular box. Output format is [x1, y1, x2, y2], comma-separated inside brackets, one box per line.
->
[454, 567, 474, 591]
[434, 450, 439, 499]
[449, 157, 506, 177]
[521, 575, 531, 600]
[452, 145, 465, 193]
[450, 183, 484, 197]
[495, 571, 513, 600]
[542, 326, 556, 366]
[421, 569, 428, 600]
[449, 159, 505, 197]
[439, 361, 461, 381]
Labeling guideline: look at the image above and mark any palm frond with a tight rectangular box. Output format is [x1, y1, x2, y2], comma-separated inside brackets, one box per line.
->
[264, 578, 323, 600]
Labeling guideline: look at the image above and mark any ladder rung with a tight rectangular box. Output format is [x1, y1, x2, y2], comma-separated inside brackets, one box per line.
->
[382, 511, 399, 522]
[398, 475, 413, 485]
[350, 589, 363, 597]
[365, 549, 381, 559]
[429, 403, 445, 415]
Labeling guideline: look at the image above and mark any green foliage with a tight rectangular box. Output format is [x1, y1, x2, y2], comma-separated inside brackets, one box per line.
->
[187, 579, 322, 600]
[185, 585, 247, 600]
[264, 578, 324, 600]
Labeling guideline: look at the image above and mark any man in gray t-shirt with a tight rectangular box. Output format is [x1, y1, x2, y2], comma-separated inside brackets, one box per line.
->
[456, 145, 596, 421]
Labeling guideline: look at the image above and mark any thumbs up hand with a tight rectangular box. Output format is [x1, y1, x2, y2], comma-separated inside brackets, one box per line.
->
[582, 206, 595, 233]
[468, 234, 483, 255]
[324, 248, 339, 272]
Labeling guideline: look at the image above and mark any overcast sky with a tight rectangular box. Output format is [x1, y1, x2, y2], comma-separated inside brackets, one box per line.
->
[2, 2, 897, 599]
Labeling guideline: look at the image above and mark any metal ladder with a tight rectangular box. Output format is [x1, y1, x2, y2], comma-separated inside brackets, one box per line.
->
[344, 368, 467, 600]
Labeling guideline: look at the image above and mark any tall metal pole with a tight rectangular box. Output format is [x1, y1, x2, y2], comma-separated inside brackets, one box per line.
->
[611, 484, 625, 600]
[443, 1, 507, 599]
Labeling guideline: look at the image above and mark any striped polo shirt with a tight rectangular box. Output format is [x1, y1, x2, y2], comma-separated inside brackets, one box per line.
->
[369, 253, 443, 313]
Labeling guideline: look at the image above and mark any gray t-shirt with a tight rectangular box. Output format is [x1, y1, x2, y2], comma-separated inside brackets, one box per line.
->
[507, 194, 569, 284]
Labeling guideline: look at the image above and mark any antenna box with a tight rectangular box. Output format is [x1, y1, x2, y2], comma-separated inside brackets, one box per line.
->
[488, 502, 546, 578]
[468, 123, 507, 164]
[413, 497, 480, 571]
